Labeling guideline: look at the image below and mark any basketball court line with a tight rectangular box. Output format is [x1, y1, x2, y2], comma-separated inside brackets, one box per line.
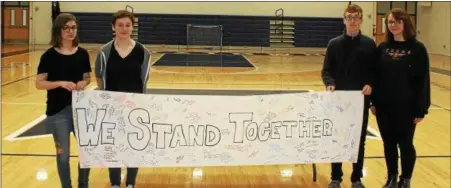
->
[0, 51, 32, 59]
[4, 130, 60, 141]
[152, 68, 320, 75]
[366, 126, 382, 141]
[1, 74, 37, 86]
[240, 54, 259, 73]
[148, 82, 324, 88]
[3, 114, 47, 141]
[431, 107, 451, 110]
[151, 53, 260, 74]
[3, 86, 96, 141]
[1, 102, 46, 105]
[431, 104, 451, 111]
[149, 52, 165, 65]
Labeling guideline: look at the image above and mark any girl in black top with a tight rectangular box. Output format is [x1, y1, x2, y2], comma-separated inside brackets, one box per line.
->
[35, 13, 91, 188]
[95, 10, 151, 188]
[371, 8, 431, 188]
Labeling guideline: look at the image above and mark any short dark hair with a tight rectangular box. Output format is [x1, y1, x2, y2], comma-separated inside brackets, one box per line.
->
[384, 8, 417, 42]
[50, 13, 79, 47]
[344, 4, 363, 16]
[112, 10, 135, 25]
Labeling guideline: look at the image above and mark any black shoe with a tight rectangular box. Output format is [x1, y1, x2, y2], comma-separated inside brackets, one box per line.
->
[382, 174, 398, 188]
[351, 181, 366, 188]
[398, 178, 411, 188]
[328, 180, 341, 188]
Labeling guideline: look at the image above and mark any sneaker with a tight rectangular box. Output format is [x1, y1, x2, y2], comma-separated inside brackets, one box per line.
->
[351, 181, 366, 188]
[111, 186, 120, 188]
[126, 185, 134, 188]
[328, 180, 341, 188]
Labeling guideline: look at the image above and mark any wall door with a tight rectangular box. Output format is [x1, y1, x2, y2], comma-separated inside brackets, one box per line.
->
[2, 1, 30, 44]
[375, 15, 385, 46]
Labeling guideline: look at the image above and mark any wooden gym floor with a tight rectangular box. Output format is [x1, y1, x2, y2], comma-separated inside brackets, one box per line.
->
[1, 44, 450, 188]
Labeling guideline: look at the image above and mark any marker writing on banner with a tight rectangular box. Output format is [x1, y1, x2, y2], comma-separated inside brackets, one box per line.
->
[74, 108, 222, 150]
[228, 112, 334, 143]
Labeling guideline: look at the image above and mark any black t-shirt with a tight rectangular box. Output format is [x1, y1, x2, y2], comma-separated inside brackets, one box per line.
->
[105, 44, 144, 93]
[37, 47, 92, 116]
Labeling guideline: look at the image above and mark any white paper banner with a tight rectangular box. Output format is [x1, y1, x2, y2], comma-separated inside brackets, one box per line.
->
[72, 90, 364, 168]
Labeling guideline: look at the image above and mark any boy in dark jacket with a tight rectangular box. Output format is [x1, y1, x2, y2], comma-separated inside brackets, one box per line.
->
[321, 4, 377, 188]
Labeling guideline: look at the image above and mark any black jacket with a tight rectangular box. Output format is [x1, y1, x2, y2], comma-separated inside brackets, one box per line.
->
[371, 38, 431, 118]
[321, 31, 377, 91]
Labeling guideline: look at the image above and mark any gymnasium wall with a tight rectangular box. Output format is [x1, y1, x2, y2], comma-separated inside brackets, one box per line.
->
[59, 2, 349, 17]
[417, 2, 451, 56]
[29, 1, 51, 45]
[30, 2, 377, 45]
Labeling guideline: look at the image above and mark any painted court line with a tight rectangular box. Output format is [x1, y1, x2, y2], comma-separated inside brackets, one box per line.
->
[1, 102, 46, 105]
[5, 132, 76, 142]
[7, 134, 53, 141]
[3, 114, 47, 141]
[430, 107, 450, 110]
[366, 126, 382, 141]
[3, 86, 96, 141]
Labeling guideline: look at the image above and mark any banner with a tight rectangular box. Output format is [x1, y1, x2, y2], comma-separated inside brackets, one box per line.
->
[72, 90, 364, 168]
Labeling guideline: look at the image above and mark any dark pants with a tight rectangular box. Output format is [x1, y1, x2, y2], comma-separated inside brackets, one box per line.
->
[109, 167, 139, 186]
[375, 104, 417, 179]
[331, 107, 369, 182]
[47, 105, 90, 188]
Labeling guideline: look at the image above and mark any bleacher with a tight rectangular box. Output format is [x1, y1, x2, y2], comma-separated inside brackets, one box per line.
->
[71, 13, 113, 43]
[293, 18, 344, 47]
[69, 11, 344, 48]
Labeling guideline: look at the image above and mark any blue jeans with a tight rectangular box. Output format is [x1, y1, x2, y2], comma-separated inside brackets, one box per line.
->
[47, 105, 90, 188]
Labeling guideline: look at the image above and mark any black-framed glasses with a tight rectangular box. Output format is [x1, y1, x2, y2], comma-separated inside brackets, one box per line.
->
[63, 26, 77, 32]
[344, 15, 361, 21]
[386, 20, 402, 26]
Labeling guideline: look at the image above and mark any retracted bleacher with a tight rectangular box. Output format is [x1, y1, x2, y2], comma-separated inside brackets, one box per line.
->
[70, 13, 113, 43]
[69, 12, 343, 48]
[294, 17, 344, 47]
